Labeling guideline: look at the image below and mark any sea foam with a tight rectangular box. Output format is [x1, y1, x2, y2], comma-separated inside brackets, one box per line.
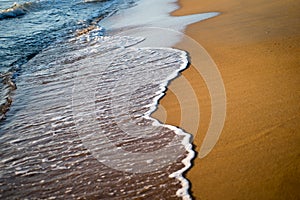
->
[0, 34, 194, 199]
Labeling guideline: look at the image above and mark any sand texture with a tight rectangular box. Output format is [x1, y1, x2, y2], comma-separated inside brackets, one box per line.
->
[153, 0, 300, 199]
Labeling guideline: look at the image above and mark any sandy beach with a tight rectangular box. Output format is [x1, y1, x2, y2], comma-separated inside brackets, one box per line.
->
[154, 0, 300, 199]
[1, 0, 299, 199]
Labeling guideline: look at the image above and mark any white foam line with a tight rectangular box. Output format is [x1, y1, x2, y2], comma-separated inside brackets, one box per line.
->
[141, 47, 194, 200]
[100, 0, 219, 197]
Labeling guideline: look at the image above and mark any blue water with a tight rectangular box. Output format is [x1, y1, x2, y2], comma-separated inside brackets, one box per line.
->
[0, 0, 136, 119]
[0, 0, 136, 73]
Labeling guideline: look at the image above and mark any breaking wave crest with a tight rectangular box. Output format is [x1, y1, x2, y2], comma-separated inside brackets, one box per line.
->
[0, 2, 35, 20]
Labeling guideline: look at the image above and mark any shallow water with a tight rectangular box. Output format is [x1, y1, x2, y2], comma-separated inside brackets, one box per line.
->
[0, 34, 193, 199]
[0, 1, 195, 198]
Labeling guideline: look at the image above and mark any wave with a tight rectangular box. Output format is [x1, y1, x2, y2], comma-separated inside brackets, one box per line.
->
[0, 2, 34, 20]
[0, 34, 194, 199]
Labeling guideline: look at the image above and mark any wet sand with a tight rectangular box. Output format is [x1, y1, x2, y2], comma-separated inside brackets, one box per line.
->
[154, 0, 300, 199]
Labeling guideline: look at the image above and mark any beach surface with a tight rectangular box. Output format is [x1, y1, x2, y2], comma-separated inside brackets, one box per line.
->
[0, 0, 299, 199]
[154, 0, 300, 199]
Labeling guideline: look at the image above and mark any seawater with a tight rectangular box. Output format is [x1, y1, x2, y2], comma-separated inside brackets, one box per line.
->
[0, 1, 194, 199]
[0, 0, 136, 117]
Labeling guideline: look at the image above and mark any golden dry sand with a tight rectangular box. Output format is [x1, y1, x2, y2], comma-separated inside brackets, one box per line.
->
[153, 0, 300, 199]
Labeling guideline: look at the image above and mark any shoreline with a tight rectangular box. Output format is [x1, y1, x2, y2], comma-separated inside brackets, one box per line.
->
[99, 1, 224, 198]
[155, 0, 300, 199]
